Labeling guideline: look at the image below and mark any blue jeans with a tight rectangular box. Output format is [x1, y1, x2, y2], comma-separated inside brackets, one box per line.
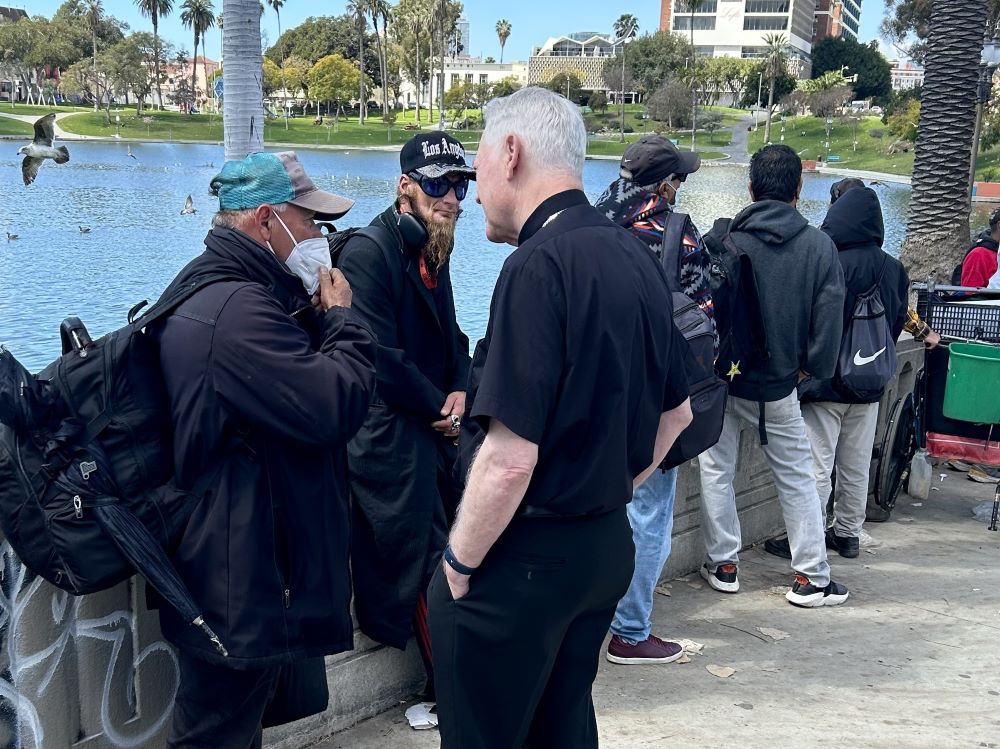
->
[610, 467, 678, 643]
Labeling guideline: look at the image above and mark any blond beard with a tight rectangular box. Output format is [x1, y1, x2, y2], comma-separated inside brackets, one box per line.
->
[400, 186, 459, 270]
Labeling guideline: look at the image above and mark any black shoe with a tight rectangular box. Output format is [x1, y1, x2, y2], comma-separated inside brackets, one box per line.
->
[825, 528, 860, 559]
[785, 576, 850, 608]
[764, 535, 792, 559]
[866, 500, 891, 523]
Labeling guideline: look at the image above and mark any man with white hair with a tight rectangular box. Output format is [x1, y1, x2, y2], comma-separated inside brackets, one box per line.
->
[427, 87, 692, 748]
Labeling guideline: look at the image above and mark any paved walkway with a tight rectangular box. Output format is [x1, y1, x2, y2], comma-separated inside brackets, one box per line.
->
[0, 110, 103, 140]
[318, 471, 1000, 749]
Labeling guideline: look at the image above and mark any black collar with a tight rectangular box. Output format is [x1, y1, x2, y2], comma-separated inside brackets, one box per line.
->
[518, 189, 589, 245]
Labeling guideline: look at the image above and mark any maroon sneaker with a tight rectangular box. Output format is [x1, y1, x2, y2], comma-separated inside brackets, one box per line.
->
[606, 634, 684, 665]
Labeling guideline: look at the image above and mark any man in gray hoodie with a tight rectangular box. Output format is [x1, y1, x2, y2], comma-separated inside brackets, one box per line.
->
[698, 145, 849, 608]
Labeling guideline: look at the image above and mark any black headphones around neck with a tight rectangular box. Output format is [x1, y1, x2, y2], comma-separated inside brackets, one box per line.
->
[396, 209, 429, 251]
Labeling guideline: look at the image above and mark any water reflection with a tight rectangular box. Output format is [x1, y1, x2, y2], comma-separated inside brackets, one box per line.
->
[0, 141, 931, 372]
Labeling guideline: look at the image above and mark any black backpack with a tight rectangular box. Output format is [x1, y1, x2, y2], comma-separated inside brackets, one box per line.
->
[658, 212, 728, 469]
[0, 273, 236, 654]
[834, 257, 897, 400]
[703, 223, 772, 442]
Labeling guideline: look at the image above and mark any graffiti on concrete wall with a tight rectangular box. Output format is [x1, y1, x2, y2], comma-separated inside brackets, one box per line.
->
[0, 542, 177, 749]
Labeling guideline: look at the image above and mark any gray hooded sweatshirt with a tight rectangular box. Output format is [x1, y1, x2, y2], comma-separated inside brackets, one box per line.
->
[711, 199, 846, 402]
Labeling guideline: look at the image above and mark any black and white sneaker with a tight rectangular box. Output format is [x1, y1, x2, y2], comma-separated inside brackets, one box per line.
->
[700, 563, 739, 593]
[785, 575, 849, 608]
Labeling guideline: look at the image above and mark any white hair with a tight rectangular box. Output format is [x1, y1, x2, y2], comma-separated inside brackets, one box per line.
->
[481, 86, 587, 178]
[212, 201, 288, 229]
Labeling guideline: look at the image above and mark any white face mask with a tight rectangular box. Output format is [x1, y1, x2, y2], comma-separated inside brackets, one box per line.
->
[267, 211, 331, 295]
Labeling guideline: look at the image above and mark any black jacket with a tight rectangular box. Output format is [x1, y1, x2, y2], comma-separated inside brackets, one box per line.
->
[154, 227, 376, 668]
[708, 200, 845, 401]
[800, 187, 909, 404]
[338, 205, 471, 649]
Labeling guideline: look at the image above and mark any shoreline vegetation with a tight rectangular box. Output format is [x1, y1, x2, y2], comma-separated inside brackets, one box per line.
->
[4, 102, 998, 180]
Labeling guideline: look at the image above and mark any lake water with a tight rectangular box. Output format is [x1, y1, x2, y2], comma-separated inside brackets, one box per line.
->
[1, 141, 919, 372]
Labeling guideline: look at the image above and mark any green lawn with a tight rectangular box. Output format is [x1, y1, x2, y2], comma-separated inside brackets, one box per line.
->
[746, 115, 914, 175]
[0, 103, 89, 117]
[0, 118, 33, 136]
[58, 109, 483, 148]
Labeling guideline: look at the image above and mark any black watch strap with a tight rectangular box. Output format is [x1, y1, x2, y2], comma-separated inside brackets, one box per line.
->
[443, 544, 478, 576]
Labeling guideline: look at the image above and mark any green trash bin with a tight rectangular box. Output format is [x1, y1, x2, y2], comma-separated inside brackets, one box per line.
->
[943, 342, 1000, 424]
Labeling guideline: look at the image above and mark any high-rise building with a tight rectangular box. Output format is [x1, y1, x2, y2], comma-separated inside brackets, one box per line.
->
[658, 0, 818, 77]
[450, 14, 471, 58]
[813, 0, 861, 43]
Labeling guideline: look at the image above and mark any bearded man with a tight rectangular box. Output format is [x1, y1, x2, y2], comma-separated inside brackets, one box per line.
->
[338, 132, 473, 705]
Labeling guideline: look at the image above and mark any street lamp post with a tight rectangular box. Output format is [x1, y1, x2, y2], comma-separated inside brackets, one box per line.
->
[825, 116, 833, 161]
[970, 37, 1000, 194]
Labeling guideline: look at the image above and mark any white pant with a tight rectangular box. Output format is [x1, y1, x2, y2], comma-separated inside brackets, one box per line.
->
[698, 392, 831, 586]
[801, 401, 880, 539]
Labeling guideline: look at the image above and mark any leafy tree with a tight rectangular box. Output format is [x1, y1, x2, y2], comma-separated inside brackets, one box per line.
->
[811, 36, 891, 103]
[262, 56, 283, 96]
[393, 0, 432, 122]
[589, 89, 608, 113]
[647, 78, 691, 129]
[809, 85, 854, 117]
[699, 108, 724, 143]
[887, 97, 920, 141]
[282, 55, 312, 98]
[492, 76, 521, 98]
[308, 53, 361, 123]
[738, 60, 795, 110]
[604, 31, 688, 98]
[444, 80, 476, 121]
[547, 72, 583, 103]
[266, 14, 377, 73]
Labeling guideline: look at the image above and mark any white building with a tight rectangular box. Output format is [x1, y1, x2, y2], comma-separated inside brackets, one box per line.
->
[528, 33, 629, 94]
[397, 58, 529, 109]
[889, 60, 924, 91]
[659, 0, 816, 78]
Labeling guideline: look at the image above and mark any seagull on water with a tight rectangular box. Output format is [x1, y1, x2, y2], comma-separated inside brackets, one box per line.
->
[181, 195, 196, 215]
[17, 114, 70, 186]
[79, 226, 91, 233]
[127, 145, 136, 159]
[5, 232, 18, 241]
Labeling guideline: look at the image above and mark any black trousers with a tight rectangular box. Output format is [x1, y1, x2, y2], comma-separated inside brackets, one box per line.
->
[168, 652, 282, 749]
[428, 507, 634, 749]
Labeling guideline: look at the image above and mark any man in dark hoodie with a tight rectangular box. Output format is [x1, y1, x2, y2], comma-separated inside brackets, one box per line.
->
[799, 187, 909, 557]
[698, 145, 849, 608]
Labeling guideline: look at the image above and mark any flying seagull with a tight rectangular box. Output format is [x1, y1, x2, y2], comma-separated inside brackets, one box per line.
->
[79, 226, 91, 233]
[180, 195, 196, 215]
[17, 114, 70, 186]
[127, 145, 136, 159]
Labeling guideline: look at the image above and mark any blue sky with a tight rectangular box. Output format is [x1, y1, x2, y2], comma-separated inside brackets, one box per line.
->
[23, 0, 886, 62]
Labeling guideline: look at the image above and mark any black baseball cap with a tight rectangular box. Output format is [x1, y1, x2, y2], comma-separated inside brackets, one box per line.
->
[400, 133, 476, 180]
[620, 135, 701, 187]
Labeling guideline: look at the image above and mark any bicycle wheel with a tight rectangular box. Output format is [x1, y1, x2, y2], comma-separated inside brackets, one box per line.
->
[874, 393, 916, 511]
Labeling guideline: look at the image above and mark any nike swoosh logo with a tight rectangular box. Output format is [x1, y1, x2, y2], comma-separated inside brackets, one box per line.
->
[853, 347, 887, 366]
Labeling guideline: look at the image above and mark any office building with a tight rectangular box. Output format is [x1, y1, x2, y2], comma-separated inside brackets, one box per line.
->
[658, 0, 818, 77]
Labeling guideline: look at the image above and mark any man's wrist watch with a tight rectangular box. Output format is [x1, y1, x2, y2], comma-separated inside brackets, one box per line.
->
[443, 545, 477, 576]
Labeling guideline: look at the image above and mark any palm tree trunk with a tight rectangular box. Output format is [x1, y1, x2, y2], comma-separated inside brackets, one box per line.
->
[358, 20, 365, 124]
[415, 26, 422, 124]
[500, 42, 504, 64]
[192, 31, 200, 112]
[222, 0, 264, 161]
[93, 31, 99, 111]
[901, 0, 988, 284]
[153, 14, 164, 110]
[438, 15, 445, 130]
[763, 68, 776, 143]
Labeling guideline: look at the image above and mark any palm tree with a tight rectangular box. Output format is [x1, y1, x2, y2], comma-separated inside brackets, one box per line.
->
[347, 0, 367, 124]
[221, 0, 263, 160]
[613, 13, 638, 143]
[264, 0, 289, 128]
[181, 0, 215, 113]
[394, 0, 429, 123]
[495, 19, 511, 64]
[84, 0, 104, 112]
[761, 33, 789, 145]
[683, 1, 706, 149]
[901, 0, 990, 283]
[135, 0, 174, 109]
[368, 0, 392, 120]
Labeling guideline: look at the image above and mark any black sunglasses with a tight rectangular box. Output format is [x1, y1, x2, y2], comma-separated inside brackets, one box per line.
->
[408, 172, 470, 201]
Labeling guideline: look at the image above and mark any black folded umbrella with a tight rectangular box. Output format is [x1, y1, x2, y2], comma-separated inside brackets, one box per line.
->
[56, 440, 228, 657]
